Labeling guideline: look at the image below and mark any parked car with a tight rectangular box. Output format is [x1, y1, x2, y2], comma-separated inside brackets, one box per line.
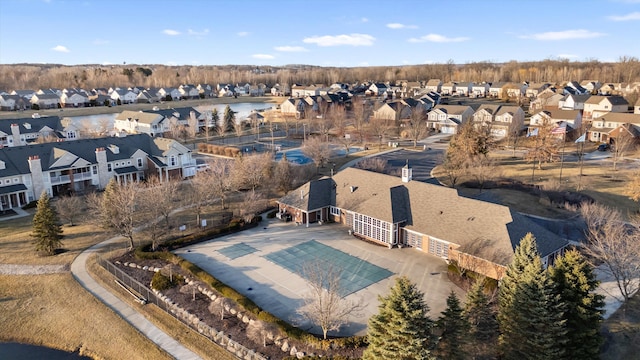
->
[597, 143, 610, 151]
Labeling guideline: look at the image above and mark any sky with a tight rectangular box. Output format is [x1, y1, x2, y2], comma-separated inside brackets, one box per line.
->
[1, 0, 639, 67]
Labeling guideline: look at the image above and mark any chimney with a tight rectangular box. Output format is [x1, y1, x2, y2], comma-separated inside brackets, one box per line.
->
[350, 186, 355, 193]
[401, 160, 413, 183]
[10, 123, 20, 144]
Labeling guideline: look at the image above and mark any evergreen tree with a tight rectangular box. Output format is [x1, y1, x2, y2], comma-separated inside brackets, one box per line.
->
[463, 279, 498, 359]
[31, 191, 63, 255]
[211, 108, 220, 128]
[498, 233, 567, 360]
[223, 105, 235, 133]
[549, 249, 605, 359]
[363, 276, 435, 360]
[435, 291, 468, 360]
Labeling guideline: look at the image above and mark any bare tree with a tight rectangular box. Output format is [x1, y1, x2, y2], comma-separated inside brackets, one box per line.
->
[404, 107, 429, 148]
[274, 154, 294, 193]
[208, 297, 233, 321]
[207, 158, 233, 209]
[297, 261, 366, 339]
[580, 202, 640, 302]
[505, 120, 522, 158]
[138, 177, 180, 250]
[469, 158, 501, 192]
[54, 194, 84, 226]
[302, 136, 331, 172]
[186, 171, 216, 226]
[236, 190, 266, 223]
[525, 117, 560, 172]
[246, 320, 282, 347]
[625, 171, 640, 203]
[355, 157, 388, 173]
[367, 116, 389, 150]
[232, 153, 273, 191]
[351, 97, 371, 143]
[87, 179, 140, 250]
[611, 128, 637, 171]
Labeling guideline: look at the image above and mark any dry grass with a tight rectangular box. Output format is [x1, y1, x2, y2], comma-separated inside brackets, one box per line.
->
[602, 294, 640, 359]
[0, 213, 111, 265]
[0, 273, 171, 360]
[86, 257, 236, 360]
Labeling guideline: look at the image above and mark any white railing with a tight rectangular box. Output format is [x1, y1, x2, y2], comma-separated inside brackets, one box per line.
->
[49, 172, 93, 185]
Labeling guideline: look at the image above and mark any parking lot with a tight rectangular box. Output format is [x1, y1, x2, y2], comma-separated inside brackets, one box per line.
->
[175, 218, 464, 337]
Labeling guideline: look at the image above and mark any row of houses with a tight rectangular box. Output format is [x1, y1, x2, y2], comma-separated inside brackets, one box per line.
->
[0, 83, 271, 111]
[0, 133, 195, 211]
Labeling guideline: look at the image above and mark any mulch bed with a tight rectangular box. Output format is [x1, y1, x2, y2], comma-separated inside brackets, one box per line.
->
[111, 252, 364, 360]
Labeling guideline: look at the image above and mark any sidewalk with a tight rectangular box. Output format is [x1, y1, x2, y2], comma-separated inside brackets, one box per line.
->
[70, 236, 202, 360]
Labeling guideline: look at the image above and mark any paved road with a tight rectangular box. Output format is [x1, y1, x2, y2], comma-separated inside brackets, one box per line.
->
[70, 237, 202, 360]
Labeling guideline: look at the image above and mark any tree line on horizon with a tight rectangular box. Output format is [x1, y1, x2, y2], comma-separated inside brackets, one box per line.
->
[1, 57, 639, 91]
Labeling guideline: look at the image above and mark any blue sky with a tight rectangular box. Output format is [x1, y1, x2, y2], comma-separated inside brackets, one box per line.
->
[1, 0, 639, 67]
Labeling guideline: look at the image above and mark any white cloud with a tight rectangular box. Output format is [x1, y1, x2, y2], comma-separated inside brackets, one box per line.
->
[519, 29, 605, 40]
[361, 17, 369, 22]
[163, 29, 181, 36]
[52, 45, 70, 53]
[252, 54, 275, 59]
[303, 33, 375, 47]
[557, 54, 579, 59]
[274, 46, 308, 52]
[237, 32, 250, 37]
[408, 34, 470, 43]
[386, 23, 418, 29]
[188, 29, 209, 36]
[607, 12, 640, 21]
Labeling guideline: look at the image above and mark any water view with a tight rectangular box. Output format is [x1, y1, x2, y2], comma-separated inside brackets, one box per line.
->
[0, 342, 91, 360]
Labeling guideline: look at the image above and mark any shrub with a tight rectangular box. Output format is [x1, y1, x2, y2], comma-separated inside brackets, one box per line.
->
[22, 201, 38, 210]
[151, 271, 183, 291]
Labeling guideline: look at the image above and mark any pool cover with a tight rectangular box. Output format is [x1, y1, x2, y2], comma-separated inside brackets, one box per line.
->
[218, 242, 259, 260]
[264, 240, 393, 296]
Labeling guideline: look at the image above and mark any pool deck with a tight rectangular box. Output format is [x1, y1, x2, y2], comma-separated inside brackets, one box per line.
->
[174, 218, 464, 337]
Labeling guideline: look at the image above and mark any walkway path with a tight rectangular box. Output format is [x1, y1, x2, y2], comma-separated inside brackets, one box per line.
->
[70, 236, 202, 360]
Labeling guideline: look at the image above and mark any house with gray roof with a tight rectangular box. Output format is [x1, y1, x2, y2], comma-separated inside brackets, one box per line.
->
[277, 167, 568, 280]
[427, 105, 474, 134]
[0, 94, 29, 111]
[583, 95, 629, 120]
[114, 107, 202, 137]
[0, 133, 195, 211]
[0, 116, 78, 147]
[30, 93, 61, 109]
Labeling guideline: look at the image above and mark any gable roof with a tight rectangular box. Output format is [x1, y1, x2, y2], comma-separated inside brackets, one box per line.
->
[0, 116, 64, 136]
[594, 112, 640, 125]
[279, 168, 567, 263]
[585, 95, 629, 106]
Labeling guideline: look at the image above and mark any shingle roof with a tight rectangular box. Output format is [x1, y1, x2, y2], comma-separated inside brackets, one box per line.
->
[279, 168, 567, 262]
[594, 112, 640, 125]
[585, 95, 629, 106]
[0, 116, 64, 135]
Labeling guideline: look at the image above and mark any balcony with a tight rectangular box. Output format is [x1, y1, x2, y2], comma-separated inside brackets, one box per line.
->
[49, 171, 93, 185]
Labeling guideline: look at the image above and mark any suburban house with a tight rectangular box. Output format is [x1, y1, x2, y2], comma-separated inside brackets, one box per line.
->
[599, 84, 617, 95]
[0, 116, 79, 147]
[367, 83, 388, 97]
[580, 80, 601, 93]
[276, 167, 568, 280]
[372, 101, 412, 123]
[136, 90, 160, 104]
[29, 93, 60, 109]
[529, 89, 564, 112]
[0, 134, 195, 210]
[110, 89, 138, 104]
[114, 110, 166, 136]
[10, 90, 36, 100]
[280, 97, 308, 118]
[427, 105, 474, 134]
[0, 94, 29, 111]
[558, 94, 591, 110]
[441, 82, 457, 95]
[473, 105, 524, 139]
[60, 91, 89, 107]
[583, 95, 629, 120]
[525, 83, 550, 98]
[455, 82, 473, 96]
[471, 83, 490, 97]
[489, 82, 508, 98]
[158, 87, 182, 100]
[179, 85, 200, 99]
[588, 112, 640, 143]
[425, 79, 443, 93]
[563, 81, 589, 95]
[529, 109, 583, 135]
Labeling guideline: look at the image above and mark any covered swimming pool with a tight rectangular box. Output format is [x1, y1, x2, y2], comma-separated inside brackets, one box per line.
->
[274, 146, 363, 165]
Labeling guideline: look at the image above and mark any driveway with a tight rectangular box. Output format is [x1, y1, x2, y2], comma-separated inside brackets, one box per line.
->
[175, 218, 463, 337]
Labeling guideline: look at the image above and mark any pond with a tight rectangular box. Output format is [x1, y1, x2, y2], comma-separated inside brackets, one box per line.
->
[0, 342, 91, 359]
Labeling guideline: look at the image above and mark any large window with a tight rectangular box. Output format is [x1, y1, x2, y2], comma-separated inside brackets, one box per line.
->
[428, 237, 449, 258]
[329, 206, 340, 216]
[353, 213, 391, 244]
[405, 230, 423, 249]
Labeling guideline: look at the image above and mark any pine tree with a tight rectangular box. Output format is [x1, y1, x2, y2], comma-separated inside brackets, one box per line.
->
[463, 279, 498, 359]
[223, 105, 235, 133]
[31, 191, 63, 255]
[435, 291, 468, 360]
[498, 233, 567, 360]
[363, 276, 435, 360]
[548, 249, 605, 359]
